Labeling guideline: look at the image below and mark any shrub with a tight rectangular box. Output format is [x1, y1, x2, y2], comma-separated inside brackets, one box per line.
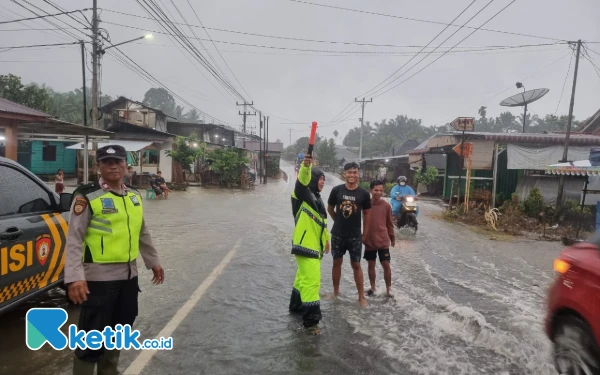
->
[520, 187, 544, 218]
[413, 166, 439, 186]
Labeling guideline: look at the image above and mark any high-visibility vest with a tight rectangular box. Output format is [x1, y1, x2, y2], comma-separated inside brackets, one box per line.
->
[80, 186, 143, 264]
[291, 164, 329, 259]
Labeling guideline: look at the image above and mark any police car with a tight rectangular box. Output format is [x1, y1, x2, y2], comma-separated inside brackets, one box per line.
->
[0, 156, 73, 314]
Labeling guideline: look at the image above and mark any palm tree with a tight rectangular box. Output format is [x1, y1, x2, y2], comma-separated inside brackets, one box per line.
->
[174, 105, 185, 121]
[518, 113, 539, 132]
[184, 109, 201, 123]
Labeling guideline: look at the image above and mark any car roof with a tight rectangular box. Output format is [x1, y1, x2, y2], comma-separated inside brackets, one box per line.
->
[0, 156, 55, 192]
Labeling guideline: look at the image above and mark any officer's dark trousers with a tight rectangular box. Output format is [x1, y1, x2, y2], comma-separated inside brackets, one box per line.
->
[73, 277, 139, 375]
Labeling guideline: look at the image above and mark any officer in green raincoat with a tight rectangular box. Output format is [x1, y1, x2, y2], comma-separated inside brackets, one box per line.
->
[290, 155, 330, 331]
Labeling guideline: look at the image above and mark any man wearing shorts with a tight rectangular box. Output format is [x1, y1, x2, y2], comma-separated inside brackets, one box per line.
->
[327, 162, 371, 308]
[363, 180, 395, 298]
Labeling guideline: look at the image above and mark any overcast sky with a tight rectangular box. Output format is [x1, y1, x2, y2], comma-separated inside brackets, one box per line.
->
[2, 0, 599, 146]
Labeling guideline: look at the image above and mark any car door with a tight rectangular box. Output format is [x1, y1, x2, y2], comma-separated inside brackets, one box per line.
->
[0, 162, 68, 313]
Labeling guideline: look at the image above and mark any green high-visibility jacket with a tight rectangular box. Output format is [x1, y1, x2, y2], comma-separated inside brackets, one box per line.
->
[75, 183, 144, 264]
[291, 164, 330, 259]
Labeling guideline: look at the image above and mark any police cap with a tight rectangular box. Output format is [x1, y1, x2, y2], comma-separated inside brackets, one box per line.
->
[97, 145, 127, 161]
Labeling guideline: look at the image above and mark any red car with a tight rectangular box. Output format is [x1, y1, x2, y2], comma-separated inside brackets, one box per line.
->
[545, 239, 600, 374]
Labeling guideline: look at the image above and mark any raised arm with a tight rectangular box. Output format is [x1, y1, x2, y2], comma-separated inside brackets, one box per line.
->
[294, 157, 313, 200]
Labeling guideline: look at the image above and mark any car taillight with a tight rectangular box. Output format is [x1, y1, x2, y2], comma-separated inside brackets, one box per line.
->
[553, 258, 571, 274]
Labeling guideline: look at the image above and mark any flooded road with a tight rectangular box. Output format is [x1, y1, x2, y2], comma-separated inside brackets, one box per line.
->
[0, 163, 564, 375]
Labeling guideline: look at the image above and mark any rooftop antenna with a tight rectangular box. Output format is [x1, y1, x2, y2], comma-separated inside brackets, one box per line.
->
[500, 85, 549, 132]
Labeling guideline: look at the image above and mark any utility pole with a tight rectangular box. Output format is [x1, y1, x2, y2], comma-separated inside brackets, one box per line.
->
[236, 101, 255, 134]
[557, 40, 582, 210]
[288, 129, 293, 146]
[259, 112, 262, 182]
[91, 0, 99, 129]
[265, 116, 269, 185]
[81, 40, 89, 184]
[355, 97, 373, 163]
[237, 101, 254, 149]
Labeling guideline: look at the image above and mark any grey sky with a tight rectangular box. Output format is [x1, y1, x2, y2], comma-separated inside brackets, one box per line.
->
[2, 0, 599, 145]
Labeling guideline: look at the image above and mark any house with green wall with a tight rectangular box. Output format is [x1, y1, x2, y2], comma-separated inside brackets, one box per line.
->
[17, 140, 77, 175]
[408, 131, 600, 207]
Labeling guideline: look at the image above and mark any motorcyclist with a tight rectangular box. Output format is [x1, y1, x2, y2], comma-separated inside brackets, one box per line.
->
[390, 176, 419, 219]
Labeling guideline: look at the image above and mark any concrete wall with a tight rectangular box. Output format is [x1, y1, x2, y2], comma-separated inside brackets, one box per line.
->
[30, 141, 76, 174]
[159, 139, 174, 183]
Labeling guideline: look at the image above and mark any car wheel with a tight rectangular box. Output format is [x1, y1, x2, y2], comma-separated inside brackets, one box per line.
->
[553, 316, 600, 375]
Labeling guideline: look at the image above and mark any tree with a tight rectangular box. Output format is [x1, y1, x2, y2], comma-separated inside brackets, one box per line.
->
[333, 130, 339, 143]
[166, 133, 205, 183]
[206, 147, 249, 187]
[0, 74, 50, 112]
[184, 109, 201, 123]
[142, 87, 176, 116]
[174, 105, 185, 121]
[316, 138, 337, 170]
[495, 111, 520, 133]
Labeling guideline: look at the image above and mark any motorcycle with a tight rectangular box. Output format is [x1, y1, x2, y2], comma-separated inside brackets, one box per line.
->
[394, 193, 419, 233]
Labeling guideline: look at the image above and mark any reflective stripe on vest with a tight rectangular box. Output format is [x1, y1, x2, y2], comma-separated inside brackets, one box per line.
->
[83, 189, 143, 263]
[292, 201, 326, 258]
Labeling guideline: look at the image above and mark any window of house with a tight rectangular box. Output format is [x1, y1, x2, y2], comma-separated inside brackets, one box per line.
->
[42, 142, 57, 161]
[0, 165, 53, 216]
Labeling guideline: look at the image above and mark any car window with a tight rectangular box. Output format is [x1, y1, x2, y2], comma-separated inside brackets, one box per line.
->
[0, 165, 53, 217]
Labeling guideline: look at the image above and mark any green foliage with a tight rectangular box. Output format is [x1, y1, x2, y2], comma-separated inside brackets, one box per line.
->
[143, 87, 176, 117]
[520, 187, 544, 218]
[0, 74, 50, 112]
[206, 147, 249, 187]
[166, 133, 205, 182]
[315, 138, 337, 171]
[359, 181, 370, 191]
[564, 199, 592, 216]
[341, 116, 448, 158]
[413, 166, 439, 186]
[475, 106, 581, 133]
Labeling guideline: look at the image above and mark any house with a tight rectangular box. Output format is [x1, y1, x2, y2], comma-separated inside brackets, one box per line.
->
[101, 96, 171, 132]
[410, 131, 600, 206]
[335, 145, 359, 166]
[577, 108, 600, 135]
[81, 97, 179, 183]
[0, 98, 110, 178]
[244, 141, 283, 176]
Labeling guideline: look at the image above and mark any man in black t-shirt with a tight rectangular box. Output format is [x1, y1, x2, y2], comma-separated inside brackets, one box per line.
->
[327, 162, 371, 308]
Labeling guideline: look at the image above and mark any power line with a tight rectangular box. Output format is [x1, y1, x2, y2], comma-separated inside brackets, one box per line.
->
[0, 7, 89, 25]
[372, 0, 520, 99]
[461, 52, 571, 115]
[104, 20, 565, 55]
[99, 7, 560, 50]
[361, 0, 481, 98]
[184, 0, 253, 101]
[554, 48, 575, 115]
[288, 0, 567, 42]
[135, 0, 247, 104]
[0, 41, 79, 50]
[0, 26, 84, 31]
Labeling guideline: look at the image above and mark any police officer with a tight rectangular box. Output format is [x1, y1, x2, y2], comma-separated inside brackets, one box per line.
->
[64, 145, 165, 375]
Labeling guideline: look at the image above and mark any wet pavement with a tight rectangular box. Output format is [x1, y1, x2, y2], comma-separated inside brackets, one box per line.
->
[0, 164, 565, 375]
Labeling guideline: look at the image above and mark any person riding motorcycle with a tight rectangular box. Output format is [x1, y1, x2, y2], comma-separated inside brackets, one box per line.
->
[390, 176, 419, 219]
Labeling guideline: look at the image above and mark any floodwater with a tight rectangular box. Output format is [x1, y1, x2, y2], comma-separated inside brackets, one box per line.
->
[0, 163, 564, 375]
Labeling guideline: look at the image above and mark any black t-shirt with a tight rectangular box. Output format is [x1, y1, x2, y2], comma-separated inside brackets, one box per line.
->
[328, 184, 371, 237]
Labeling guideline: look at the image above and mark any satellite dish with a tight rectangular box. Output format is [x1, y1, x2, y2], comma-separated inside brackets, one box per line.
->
[500, 88, 549, 107]
[499, 88, 549, 132]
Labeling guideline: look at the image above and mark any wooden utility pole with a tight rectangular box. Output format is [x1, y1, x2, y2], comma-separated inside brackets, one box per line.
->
[288, 128, 293, 146]
[91, 0, 99, 129]
[355, 97, 373, 162]
[236, 101, 255, 134]
[557, 40, 582, 209]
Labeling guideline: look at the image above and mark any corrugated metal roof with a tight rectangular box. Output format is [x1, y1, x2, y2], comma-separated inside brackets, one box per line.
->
[451, 131, 600, 145]
[0, 98, 51, 118]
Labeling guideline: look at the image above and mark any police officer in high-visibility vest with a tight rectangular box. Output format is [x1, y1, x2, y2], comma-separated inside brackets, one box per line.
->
[64, 145, 165, 375]
[289, 155, 330, 334]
